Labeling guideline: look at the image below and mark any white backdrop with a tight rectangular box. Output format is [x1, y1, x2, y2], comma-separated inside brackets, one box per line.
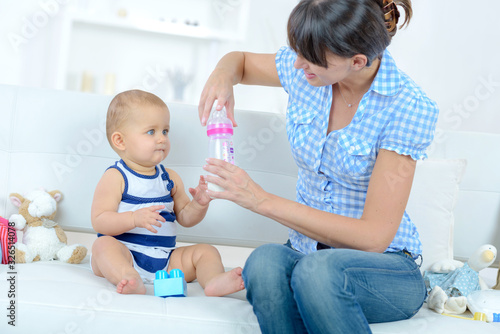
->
[388, 0, 500, 135]
[0, 1, 499, 265]
[1, 0, 498, 135]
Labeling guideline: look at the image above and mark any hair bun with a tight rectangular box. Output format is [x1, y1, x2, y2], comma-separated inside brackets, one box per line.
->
[383, 0, 400, 35]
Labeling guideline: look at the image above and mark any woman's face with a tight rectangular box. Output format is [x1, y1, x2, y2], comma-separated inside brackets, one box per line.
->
[293, 52, 353, 87]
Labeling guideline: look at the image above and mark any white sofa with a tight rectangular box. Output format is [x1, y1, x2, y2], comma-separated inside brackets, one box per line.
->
[1, 84, 499, 333]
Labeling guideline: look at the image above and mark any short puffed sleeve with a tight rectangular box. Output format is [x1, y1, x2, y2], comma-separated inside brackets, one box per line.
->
[275, 46, 299, 95]
[379, 93, 439, 160]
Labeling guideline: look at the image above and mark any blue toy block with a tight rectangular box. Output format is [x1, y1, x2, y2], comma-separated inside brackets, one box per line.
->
[154, 269, 187, 298]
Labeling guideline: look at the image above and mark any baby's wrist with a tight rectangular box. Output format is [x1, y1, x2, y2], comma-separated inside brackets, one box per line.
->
[192, 198, 209, 209]
[188, 196, 208, 212]
[129, 211, 137, 228]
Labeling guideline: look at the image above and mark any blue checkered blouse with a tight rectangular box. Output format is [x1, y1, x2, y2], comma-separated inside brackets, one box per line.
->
[276, 46, 439, 256]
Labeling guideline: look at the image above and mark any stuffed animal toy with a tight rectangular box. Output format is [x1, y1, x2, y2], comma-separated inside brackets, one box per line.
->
[493, 265, 500, 290]
[0, 216, 16, 264]
[9, 189, 87, 264]
[424, 244, 497, 314]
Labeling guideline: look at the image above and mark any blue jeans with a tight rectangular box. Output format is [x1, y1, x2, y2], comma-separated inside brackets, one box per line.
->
[242, 242, 426, 334]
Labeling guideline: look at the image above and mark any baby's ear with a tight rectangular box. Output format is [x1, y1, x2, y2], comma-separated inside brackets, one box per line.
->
[111, 131, 126, 151]
[9, 193, 25, 208]
[48, 190, 63, 202]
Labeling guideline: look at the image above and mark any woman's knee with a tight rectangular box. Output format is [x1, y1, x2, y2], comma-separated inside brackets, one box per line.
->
[244, 244, 294, 276]
[291, 250, 345, 293]
[243, 244, 297, 288]
[245, 244, 280, 269]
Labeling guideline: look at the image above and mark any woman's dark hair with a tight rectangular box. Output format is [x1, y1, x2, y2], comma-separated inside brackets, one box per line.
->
[287, 0, 413, 67]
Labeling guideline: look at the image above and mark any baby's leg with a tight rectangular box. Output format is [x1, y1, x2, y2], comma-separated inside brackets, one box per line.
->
[91, 236, 146, 295]
[168, 244, 244, 297]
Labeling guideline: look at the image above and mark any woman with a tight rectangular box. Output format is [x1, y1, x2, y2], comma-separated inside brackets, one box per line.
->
[199, 0, 438, 333]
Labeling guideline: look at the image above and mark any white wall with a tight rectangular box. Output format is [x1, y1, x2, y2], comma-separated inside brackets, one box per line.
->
[1, 1, 499, 263]
[0, 1, 33, 86]
[1, 0, 498, 129]
[388, 0, 500, 135]
[0, 0, 294, 112]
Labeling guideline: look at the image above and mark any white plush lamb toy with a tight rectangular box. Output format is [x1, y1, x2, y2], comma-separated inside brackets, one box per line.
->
[9, 189, 87, 264]
[424, 244, 497, 314]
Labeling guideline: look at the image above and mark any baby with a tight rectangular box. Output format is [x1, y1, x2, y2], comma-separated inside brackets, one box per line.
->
[90, 89, 244, 296]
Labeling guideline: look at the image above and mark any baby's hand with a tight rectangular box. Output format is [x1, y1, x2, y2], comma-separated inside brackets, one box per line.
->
[189, 176, 211, 207]
[131, 205, 166, 233]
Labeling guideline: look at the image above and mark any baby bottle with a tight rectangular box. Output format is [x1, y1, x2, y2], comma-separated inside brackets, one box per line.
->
[206, 105, 235, 192]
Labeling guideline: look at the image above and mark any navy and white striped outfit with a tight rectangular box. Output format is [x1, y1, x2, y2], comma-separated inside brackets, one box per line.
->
[98, 159, 177, 283]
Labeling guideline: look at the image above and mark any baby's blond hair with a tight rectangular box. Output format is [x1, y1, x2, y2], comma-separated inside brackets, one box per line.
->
[106, 90, 167, 149]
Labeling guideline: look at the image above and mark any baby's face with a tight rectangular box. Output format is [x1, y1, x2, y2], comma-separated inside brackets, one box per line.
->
[120, 104, 171, 168]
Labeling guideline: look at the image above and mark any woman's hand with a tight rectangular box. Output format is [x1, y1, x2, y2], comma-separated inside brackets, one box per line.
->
[198, 51, 280, 127]
[203, 158, 269, 212]
[198, 68, 237, 127]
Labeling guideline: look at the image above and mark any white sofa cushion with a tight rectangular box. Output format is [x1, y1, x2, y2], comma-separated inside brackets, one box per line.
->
[3, 85, 500, 333]
[428, 130, 500, 260]
[406, 159, 467, 272]
[0, 259, 260, 333]
[0, 85, 293, 247]
[1, 258, 499, 333]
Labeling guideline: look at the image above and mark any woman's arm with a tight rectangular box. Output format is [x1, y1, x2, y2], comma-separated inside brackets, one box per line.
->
[198, 52, 281, 126]
[91, 169, 165, 235]
[204, 149, 416, 253]
[168, 169, 211, 228]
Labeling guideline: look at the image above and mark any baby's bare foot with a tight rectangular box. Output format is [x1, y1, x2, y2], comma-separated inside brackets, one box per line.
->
[204, 267, 245, 297]
[116, 277, 146, 295]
